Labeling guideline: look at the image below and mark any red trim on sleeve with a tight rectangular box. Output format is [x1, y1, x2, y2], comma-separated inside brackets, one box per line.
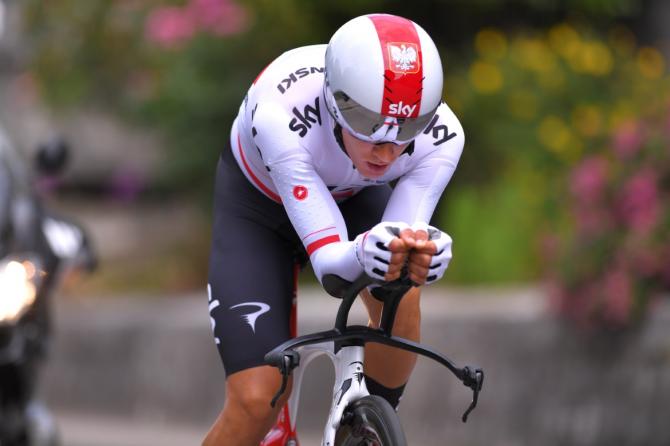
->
[368, 15, 423, 118]
[252, 64, 270, 85]
[361, 230, 370, 249]
[306, 235, 341, 256]
[237, 135, 282, 203]
[302, 226, 337, 241]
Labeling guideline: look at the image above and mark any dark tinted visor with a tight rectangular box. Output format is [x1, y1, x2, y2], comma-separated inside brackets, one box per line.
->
[333, 91, 437, 143]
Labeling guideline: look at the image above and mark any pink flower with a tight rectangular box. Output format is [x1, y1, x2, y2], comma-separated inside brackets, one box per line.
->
[612, 121, 644, 160]
[569, 156, 609, 206]
[145, 0, 249, 49]
[617, 169, 660, 233]
[188, 0, 249, 36]
[145, 6, 196, 49]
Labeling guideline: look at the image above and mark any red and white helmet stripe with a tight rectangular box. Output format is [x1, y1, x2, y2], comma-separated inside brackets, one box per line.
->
[369, 14, 424, 118]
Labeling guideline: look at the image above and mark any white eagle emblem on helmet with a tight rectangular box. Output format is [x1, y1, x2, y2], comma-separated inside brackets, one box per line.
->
[388, 43, 419, 73]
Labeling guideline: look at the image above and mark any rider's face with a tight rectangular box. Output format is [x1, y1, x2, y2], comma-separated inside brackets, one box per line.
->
[341, 129, 409, 178]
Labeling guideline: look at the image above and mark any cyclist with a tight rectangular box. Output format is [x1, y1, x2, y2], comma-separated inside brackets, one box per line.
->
[204, 13, 463, 445]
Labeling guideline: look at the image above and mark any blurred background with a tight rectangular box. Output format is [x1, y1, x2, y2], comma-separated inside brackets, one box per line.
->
[1, 0, 669, 445]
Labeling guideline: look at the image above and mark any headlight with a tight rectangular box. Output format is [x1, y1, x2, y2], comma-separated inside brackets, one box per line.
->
[0, 259, 40, 323]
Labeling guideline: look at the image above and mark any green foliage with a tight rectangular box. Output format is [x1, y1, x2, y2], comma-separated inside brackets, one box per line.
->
[442, 181, 540, 284]
[23, 0, 150, 107]
[437, 23, 670, 285]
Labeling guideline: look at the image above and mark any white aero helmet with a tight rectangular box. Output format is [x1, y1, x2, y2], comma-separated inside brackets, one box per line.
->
[325, 14, 443, 145]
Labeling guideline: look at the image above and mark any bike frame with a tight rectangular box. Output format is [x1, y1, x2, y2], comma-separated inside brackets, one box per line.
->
[264, 273, 484, 445]
[288, 342, 369, 445]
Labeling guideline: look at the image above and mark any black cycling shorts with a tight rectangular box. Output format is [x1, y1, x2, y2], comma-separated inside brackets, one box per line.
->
[207, 145, 391, 376]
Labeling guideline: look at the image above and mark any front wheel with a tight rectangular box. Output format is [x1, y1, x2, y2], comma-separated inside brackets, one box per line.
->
[334, 395, 407, 446]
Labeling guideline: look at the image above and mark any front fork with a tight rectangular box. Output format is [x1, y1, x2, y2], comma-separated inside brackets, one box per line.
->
[262, 343, 369, 446]
[322, 346, 368, 446]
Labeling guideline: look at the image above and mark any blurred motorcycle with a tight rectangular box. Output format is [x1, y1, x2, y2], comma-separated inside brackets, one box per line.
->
[0, 125, 96, 445]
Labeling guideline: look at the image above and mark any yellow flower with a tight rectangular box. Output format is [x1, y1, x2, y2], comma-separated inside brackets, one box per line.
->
[549, 24, 581, 60]
[475, 28, 508, 61]
[580, 41, 614, 76]
[538, 116, 569, 150]
[566, 40, 613, 76]
[537, 115, 581, 160]
[637, 47, 665, 79]
[469, 60, 503, 94]
[513, 37, 557, 73]
[571, 105, 603, 138]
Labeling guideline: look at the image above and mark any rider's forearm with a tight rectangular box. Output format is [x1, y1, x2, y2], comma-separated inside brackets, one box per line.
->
[310, 240, 363, 284]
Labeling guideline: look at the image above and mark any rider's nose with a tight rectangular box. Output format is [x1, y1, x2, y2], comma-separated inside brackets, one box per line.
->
[373, 144, 395, 163]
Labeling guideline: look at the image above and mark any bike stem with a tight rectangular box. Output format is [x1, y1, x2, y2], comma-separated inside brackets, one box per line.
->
[334, 272, 414, 335]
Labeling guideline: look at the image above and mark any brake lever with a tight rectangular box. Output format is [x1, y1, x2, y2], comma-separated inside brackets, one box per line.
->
[460, 366, 484, 423]
[268, 351, 300, 408]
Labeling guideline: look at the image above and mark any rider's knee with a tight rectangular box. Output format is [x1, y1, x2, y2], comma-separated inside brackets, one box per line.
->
[234, 393, 277, 422]
[228, 379, 291, 422]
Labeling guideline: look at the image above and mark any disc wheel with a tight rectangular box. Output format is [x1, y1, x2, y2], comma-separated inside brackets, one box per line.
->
[334, 395, 407, 446]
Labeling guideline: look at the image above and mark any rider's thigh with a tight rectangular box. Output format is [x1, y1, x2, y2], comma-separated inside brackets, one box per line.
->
[225, 365, 293, 420]
[208, 219, 295, 375]
[208, 157, 297, 376]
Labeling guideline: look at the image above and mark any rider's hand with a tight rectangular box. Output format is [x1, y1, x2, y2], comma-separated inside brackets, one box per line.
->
[354, 222, 412, 282]
[407, 227, 435, 285]
[409, 222, 453, 285]
[387, 227, 416, 281]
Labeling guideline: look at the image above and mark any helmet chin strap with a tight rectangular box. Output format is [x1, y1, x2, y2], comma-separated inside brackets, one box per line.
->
[333, 123, 347, 155]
